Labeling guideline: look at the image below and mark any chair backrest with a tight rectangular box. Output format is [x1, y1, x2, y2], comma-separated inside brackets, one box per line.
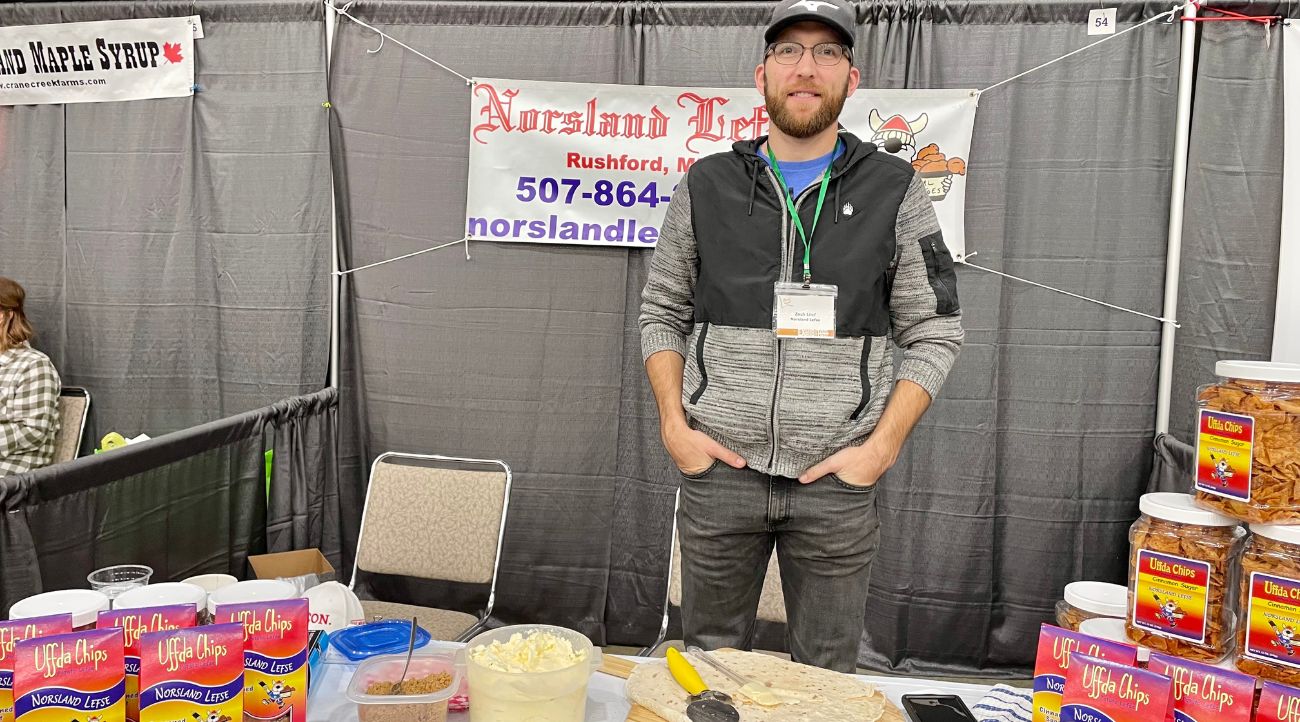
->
[666, 492, 787, 625]
[54, 387, 90, 464]
[353, 453, 510, 588]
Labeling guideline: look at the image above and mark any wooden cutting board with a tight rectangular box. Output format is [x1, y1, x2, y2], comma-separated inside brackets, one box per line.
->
[599, 654, 906, 722]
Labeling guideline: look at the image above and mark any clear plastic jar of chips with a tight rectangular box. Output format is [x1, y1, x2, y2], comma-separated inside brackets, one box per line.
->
[1127, 493, 1245, 662]
[1236, 524, 1300, 684]
[1055, 581, 1129, 632]
[1193, 361, 1300, 524]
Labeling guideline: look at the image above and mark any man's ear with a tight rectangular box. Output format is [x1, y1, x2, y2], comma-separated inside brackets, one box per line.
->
[846, 65, 861, 97]
[755, 61, 767, 96]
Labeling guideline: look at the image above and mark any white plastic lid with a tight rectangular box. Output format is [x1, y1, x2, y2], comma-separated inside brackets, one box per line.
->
[1079, 617, 1130, 645]
[1140, 492, 1239, 527]
[1216, 360, 1300, 384]
[9, 589, 111, 627]
[113, 582, 206, 612]
[1251, 524, 1300, 547]
[207, 579, 297, 615]
[1064, 581, 1128, 618]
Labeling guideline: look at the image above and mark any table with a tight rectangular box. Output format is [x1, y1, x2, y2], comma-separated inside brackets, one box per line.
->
[307, 641, 997, 722]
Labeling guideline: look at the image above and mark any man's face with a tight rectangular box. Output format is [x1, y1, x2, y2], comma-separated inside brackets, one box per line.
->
[755, 22, 860, 139]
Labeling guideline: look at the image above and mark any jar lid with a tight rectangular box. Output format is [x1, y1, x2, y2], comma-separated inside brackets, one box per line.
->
[1140, 492, 1239, 527]
[1064, 581, 1128, 618]
[113, 582, 206, 612]
[1251, 524, 1300, 547]
[1078, 617, 1130, 645]
[9, 589, 111, 627]
[207, 579, 297, 615]
[1216, 360, 1300, 384]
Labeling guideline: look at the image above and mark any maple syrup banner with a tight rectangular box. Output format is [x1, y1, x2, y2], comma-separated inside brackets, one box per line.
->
[466, 78, 978, 259]
[1275, 24, 1300, 363]
[0, 16, 196, 106]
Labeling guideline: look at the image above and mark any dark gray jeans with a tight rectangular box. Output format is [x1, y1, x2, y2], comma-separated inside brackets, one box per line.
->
[677, 461, 881, 672]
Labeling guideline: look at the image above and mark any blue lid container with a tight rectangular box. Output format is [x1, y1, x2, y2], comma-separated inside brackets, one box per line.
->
[329, 619, 432, 661]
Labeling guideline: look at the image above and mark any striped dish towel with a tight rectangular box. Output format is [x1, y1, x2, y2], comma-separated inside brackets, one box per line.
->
[971, 684, 1033, 722]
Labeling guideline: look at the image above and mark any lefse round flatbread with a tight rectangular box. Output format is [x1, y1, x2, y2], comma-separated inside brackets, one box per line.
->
[625, 650, 887, 722]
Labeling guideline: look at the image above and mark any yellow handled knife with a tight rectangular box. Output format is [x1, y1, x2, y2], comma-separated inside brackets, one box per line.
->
[666, 648, 740, 722]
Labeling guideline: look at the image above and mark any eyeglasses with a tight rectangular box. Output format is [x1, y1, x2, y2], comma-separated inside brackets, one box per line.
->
[765, 41, 851, 66]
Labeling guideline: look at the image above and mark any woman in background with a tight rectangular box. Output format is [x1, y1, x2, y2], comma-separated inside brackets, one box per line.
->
[0, 277, 60, 477]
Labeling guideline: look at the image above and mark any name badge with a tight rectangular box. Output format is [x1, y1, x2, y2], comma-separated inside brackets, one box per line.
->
[773, 282, 838, 338]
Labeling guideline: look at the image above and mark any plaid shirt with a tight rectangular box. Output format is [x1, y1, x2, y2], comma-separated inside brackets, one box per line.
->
[0, 344, 61, 478]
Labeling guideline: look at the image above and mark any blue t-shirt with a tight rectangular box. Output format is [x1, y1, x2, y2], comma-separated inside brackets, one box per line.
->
[763, 143, 844, 196]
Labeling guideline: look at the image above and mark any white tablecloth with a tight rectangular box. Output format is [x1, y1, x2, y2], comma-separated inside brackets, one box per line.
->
[307, 641, 995, 722]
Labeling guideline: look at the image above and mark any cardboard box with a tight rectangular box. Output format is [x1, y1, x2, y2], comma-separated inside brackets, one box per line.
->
[248, 549, 335, 585]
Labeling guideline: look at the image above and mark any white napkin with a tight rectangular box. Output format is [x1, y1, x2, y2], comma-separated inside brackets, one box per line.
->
[970, 684, 1033, 722]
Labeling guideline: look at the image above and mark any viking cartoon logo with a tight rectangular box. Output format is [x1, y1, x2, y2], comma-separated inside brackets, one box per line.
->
[869, 109, 927, 153]
[259, 680, 295, 709]
[868, 109, 968, 201]
[788, 0, 838, 11]
[1152, 592, 1185, 627]
[1270, 620, 1298, 656]
[1209, 453, 1234, 487]
[192, 712, 234, 722]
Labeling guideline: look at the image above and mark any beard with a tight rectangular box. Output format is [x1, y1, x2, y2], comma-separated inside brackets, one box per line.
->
[764, 77, 850, 139]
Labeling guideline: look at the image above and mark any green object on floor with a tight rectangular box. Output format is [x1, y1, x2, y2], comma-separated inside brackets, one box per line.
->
[265, 448, 274, 501]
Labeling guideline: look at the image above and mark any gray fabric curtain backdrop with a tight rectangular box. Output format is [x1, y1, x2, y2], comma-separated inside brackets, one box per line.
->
[0, 387, 339, 614]
[1168, 18, 1287, 442]
[330, 0, 1222, 672]
[1149, 433, 1194, 494]
[266, 388, 343, 570]
[0, 0, 332, 447]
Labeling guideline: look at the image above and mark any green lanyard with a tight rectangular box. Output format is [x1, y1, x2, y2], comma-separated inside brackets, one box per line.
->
[765, 141, 838, 286]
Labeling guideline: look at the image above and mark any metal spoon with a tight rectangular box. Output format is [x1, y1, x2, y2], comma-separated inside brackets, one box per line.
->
[390, 617, 418, 695]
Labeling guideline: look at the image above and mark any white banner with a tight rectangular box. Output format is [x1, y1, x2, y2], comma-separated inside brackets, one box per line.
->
[466, 78, 978, 259]
[0, 17, 196, 106]
[1276, 25, 1300, 363]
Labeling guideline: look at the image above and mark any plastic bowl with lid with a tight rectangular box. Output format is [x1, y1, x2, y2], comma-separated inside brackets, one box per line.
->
[207, 579, 297, 616]
[9, 589, 111, 630]
[114, 582, 209, 623]
[462, 624, 601, 722]
[1055, 581, 1128, 631]
[346, 651, 462, 722]
[1078, 617, 1149, 663]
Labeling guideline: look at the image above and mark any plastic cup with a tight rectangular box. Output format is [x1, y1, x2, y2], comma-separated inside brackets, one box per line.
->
[87, 564, 153, 602]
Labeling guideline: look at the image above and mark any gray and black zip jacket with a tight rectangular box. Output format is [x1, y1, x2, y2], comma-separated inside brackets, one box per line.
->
[639, 129, 965, 478]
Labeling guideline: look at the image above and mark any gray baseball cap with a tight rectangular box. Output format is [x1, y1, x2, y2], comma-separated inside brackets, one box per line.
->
[764, 0, 856, 48]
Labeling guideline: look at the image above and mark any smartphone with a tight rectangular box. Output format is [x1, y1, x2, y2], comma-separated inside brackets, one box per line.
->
[902, 694, 979, 722]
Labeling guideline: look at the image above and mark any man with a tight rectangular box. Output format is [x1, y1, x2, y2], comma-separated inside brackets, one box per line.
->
[639, 0, 964, 671]
[0, 276, 61, 477]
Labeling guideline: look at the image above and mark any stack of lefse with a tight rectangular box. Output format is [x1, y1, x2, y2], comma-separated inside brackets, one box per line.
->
[1039, 361, 1300, 720]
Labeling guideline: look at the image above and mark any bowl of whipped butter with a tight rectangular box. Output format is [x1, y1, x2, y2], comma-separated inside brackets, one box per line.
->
[462, 624, 601, 722]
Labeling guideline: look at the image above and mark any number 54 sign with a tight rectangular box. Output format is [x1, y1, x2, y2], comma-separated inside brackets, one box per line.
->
[1089, 8, 1117, 35]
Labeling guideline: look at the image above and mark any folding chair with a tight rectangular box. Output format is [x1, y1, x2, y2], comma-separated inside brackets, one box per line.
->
[350, 452, 511, 642]
[53, 386, 90, 463]
[642, 488, 787, 656]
